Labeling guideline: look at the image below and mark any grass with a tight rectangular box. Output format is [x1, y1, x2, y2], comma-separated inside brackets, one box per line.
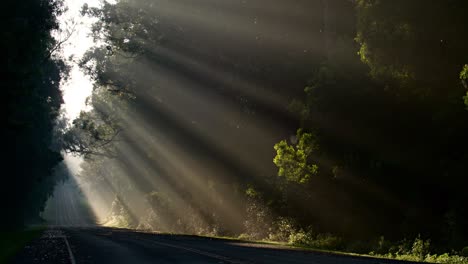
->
[0, 228, 44, 264]
[131, 229, 420, 262]
[171, 233, 468, 264]
[101, 226, 468, 263]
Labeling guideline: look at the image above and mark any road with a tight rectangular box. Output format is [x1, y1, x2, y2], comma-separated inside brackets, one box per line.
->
[11, 227, 420, 264]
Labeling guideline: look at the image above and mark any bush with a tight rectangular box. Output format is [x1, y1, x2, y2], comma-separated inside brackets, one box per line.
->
[346, 240, 372, 254]
[425, 253, 468, 264]
[411, 236, 431, 261]
[244, 192, 273, 240]
[283, 229, 342, 251]
[309, 233, 343, 250]
[374, 236, 391, 254]
[390, 238, 412, 255]
[369, 237, 468, 264]
[288, 229, 313, 246]
[268, 217, 297, 242]
[238, 233, 252, 241]
[461, 247, 468, 257]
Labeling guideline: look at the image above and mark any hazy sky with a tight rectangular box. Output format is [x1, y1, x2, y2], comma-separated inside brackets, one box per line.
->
[44, 0, 107, 224]
[58, 0, 102, 121]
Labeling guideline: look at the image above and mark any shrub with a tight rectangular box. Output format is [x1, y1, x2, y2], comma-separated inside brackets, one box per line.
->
[346, 240, 372, 254]
[244, 195, 273, 240]
[288, 229, 313, 246]
[411, 236, 431, 261]
[388, 238, 412, 255]
[308, 233, 343, 250]
[238, 233, 252, 241]
[374, 236, 391, 254]
[268, 217, 297, 242]
[425, 253, 468, 264]
[284, 229, 342, 250]
[367, 237, 468, 264]
[461, 247, 468, 257]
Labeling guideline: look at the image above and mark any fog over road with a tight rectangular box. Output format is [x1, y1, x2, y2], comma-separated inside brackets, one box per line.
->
[41, 179, 97, 227]
[11, 227, 421, 264]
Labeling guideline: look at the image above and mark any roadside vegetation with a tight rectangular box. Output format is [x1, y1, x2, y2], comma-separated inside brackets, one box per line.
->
[0, 229, 44, 264]
[70, 0, 468, 262]
[3, 0, 67, 229]
[236, 223, 468, 264]
[4, 0, 467, 263]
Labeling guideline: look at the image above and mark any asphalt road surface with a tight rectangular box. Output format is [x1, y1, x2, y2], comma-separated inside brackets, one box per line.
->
[11, 227, 421, 264]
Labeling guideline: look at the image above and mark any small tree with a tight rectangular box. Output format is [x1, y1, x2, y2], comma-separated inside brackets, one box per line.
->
[273, 129, 319, 184]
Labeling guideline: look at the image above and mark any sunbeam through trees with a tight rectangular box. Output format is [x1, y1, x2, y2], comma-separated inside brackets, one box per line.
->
[3, 0, 468, 263]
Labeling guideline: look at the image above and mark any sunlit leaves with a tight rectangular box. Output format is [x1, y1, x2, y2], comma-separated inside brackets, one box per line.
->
[461, 65, 468, 85]
[245, 186, 260, 198]
[273, 129, 318, 184]
[355, 0, 417, 88]
[105, 195, 136, 228]
[61, 113, 120, 157]
[355, 0, 468, 98]
[83, 0, 160, 57]
[59, 90, 124, 158]
[462, 64, 468, 108]
[79, 0, 164, 99]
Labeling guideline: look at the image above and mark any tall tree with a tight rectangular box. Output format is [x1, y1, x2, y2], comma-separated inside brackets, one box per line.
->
[2, 0, 68, 228]
[355, 0, 468, 101]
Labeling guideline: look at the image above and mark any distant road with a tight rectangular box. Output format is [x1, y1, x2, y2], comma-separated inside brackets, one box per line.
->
[10, 227, 422, 264]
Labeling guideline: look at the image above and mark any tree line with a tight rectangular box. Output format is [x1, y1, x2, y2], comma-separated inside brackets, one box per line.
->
[4, 0, 467, 259]
[3, 0, 68, 229]
[70, 0, 468, 256]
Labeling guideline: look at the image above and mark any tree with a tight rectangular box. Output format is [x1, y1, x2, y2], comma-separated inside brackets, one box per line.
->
[272, 0, 468, 245]
[2, 0, 68, 228]
[273, 129, 319, 184]
[355, 0, 468, 100]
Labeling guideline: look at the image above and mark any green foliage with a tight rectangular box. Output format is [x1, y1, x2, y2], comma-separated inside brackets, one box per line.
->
[237, 233, 252, 241]
[411, 236, 431, 261]
[286, 230, 343, 251]
[74, 0, 468, 257]
[391, 251, 468, 263]
[266, 218, 343, 251]
[369, 236, 468, 263]
[273, 129, 318, 183]
[356, 0, 468, 98]
[268, 217, 297, 242]
[461, 65, 468, 85]
[275, 0, 468, 252]
[0, 229, 43, 264]
[462, 91, 468, 109]
[62, 111, 120, 157]
[68, 0, 164, 159]
[424, 253, 468, 264]
[355, 0, 415, 84]
[80, 0, 162, 99]
[461, 65, 468, 108]
[244, 188, 273, 240]
[307, 233, 343, 250]
[462, 247, 468, 257]
[104, 195, 136, 228]
[2, 0, 67, 227]
[84, 0, 160, 56]
[373, 235, 391, 254]
[288, 229, 312, 246]
[245, 186, 260, 198]
[345, 240, 372, 254]
[58, 89, 125, 158]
